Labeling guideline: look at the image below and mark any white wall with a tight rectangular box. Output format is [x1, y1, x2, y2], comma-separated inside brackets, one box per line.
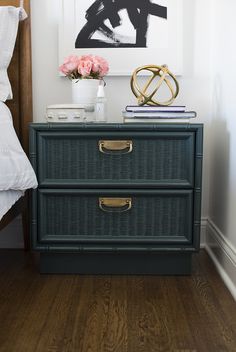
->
[209, 0, 236, 247]
[204, 0, 236, 299]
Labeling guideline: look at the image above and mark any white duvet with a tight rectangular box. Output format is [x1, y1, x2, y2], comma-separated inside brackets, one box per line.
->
[0, 102, 38, 220]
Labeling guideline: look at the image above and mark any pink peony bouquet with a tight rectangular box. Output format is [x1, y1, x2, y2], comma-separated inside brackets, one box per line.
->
[59, 54, 109, 80]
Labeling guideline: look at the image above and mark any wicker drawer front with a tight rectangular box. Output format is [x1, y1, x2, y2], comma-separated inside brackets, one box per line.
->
[37, 131, 194, 188]
[36, 189, 193, 249]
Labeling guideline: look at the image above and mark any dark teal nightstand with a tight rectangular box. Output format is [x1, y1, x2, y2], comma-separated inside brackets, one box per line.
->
[30, 123, 203, 274]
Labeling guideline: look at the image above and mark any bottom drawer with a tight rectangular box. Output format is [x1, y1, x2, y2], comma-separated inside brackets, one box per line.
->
[34, 189, 193, 250]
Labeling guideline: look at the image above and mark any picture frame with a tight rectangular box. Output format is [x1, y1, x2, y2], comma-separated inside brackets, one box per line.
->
[59, 0, 183, 75]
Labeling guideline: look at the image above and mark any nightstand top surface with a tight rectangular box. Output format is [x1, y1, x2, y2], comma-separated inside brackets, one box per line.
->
[30, 122, 203, 131]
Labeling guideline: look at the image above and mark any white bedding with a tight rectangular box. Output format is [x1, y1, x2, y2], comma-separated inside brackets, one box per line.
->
[0, 102, 38, 220]
[0, 6, 27, 101]
[0, 6, 37, 221]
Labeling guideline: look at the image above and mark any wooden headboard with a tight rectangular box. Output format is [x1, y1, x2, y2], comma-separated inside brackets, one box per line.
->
[0, 0, 32, 154]
[0, 0, 32, 247]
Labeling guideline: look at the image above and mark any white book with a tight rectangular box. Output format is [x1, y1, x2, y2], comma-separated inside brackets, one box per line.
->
[124, 118, 191, 123]
[122, 111, 196, 119]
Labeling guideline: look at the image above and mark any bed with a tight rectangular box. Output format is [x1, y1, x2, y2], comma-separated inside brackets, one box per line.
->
[0, 0, 36, 249]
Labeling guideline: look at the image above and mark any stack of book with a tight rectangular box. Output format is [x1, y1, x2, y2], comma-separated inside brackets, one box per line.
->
[122, 105, 196, 123]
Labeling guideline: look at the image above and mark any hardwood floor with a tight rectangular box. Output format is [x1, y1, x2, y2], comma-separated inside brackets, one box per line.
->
[0, 250, 235, 352]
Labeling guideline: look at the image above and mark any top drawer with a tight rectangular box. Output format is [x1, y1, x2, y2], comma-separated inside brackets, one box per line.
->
[36, 131, 195, 188]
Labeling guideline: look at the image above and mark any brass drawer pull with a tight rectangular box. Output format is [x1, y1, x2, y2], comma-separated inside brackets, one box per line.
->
[99, 140, 133, 154]
[99, 198, 132, 213]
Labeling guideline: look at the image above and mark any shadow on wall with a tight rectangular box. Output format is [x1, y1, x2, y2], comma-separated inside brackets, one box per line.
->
[209, 74, 230, 236]
[0, 216, 23, 248]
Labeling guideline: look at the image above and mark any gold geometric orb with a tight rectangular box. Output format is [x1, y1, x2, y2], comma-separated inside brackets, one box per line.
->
[130, 64, 179, 106]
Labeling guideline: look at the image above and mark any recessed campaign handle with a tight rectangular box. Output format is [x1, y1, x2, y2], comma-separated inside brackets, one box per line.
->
[99, 198, 132, 213]
[99, 140, 133, 154]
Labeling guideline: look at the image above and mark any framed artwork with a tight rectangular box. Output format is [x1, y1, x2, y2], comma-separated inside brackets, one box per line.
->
[59, 0, 183, 75]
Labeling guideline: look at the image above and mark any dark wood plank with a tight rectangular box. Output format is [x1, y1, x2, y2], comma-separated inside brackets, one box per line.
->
[101, 277, 128, 352]
[19, 0, 32, 155]
[0, 250, 235, 352]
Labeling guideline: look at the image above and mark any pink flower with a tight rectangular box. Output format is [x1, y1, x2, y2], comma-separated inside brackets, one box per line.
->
[59, 64, 70, 75]
[77, 56, 93, 76]
[92, 58, 100, 73]
[59, 54, 109, 79]
[59, 55, 79, 75]
[93, 56, 109, 77]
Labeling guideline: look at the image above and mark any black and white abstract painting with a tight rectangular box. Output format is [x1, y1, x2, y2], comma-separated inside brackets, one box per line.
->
[75, 0, 167, 48]
[59, 0, 183, 75]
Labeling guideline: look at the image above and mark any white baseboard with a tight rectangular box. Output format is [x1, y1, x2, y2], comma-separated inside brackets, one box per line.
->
[200, 217, 208, 248]
[205, 218, 236, 301]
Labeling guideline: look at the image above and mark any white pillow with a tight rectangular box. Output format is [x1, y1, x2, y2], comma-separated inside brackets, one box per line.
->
[0, 102, 38, 191]
[0, 6, 27, 102]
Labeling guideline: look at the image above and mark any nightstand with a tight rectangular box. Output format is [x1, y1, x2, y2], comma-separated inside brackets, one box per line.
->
[30, 123, 203, 274]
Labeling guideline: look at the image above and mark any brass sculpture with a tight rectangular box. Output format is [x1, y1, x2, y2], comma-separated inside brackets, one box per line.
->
[130, 64, 179, 106]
